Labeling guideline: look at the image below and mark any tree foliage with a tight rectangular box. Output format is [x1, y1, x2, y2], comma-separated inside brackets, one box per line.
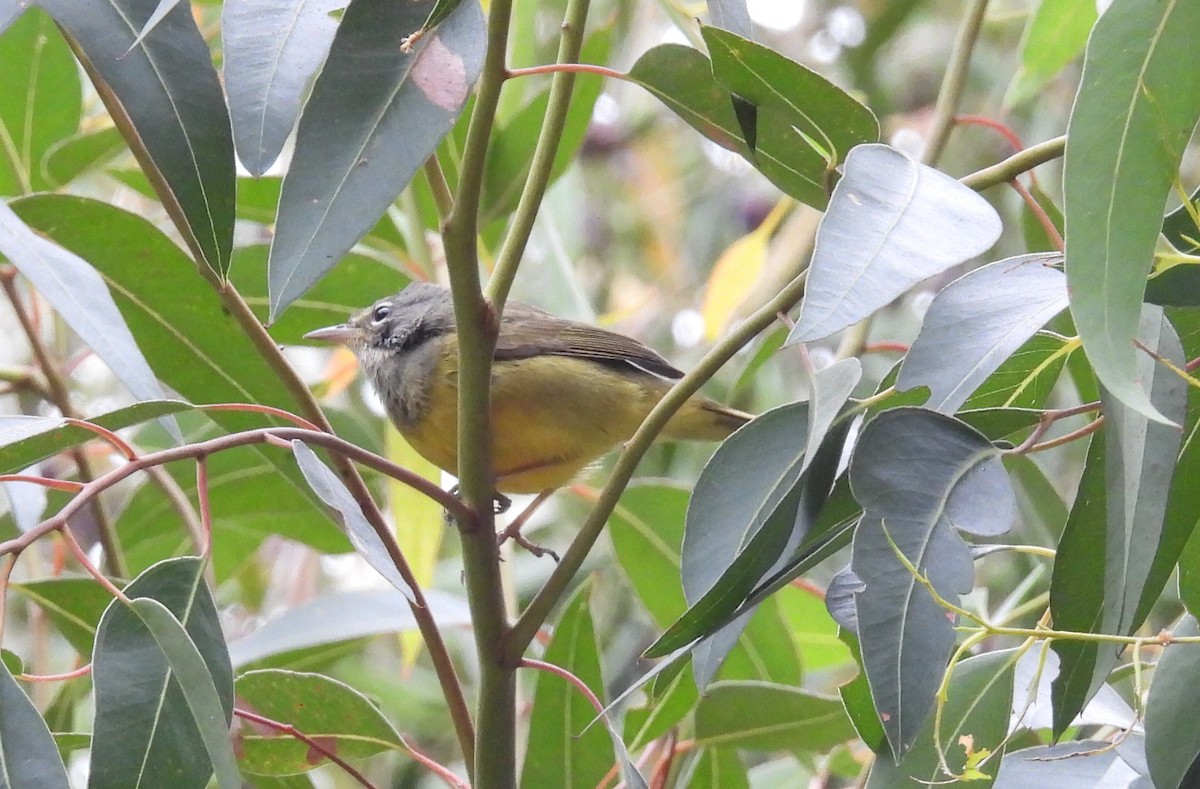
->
[1, 0, 1199, 786]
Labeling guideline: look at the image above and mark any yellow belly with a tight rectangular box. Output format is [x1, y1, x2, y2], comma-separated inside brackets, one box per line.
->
[399, 353, 665, 493]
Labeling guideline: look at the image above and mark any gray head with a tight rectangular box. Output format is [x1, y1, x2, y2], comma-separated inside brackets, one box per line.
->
[303, 282, 455, 352]
[303, 282, 457, 425]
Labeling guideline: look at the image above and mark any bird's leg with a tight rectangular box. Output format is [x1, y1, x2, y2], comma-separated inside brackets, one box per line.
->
[497, 489, 557, 561]
[443, 484, 512, 524]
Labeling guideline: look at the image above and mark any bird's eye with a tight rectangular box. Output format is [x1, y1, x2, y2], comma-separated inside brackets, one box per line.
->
[371, 304, 391, 323]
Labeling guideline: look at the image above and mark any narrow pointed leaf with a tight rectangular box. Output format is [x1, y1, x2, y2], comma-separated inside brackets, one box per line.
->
[124, 0, 185, 53]
[11, 576, 124, 657]
[1005, 0, 1096, 107]
[521, 584, 640, 789]
[0, 401, 191, 475]
[897, 254, 1068, 414]
[291, 440, 417, 602]
[90, 557, 233, 789]
[849, 408, 1015, 757]
[1051, 308, 1187, 733]
[0, 9, 80, 194]
[707, 0, 752, 38]
[1064, 0, 1200, 424]
[993, 741, 1142, 787]
[127, 598, 240, 789]
[229, 589, 470, 668]
[702, 27, 878, 166]
[1145, 616, 1200, 789]
[0, 201, 176, 439]
[223, 0, 345, 175]
[39, 0, 235, 275]
[268, 0, 485, 316]
[789, 144, 1002, 343]
[43, 126, 127, 187]
[0, 652, 71, 789]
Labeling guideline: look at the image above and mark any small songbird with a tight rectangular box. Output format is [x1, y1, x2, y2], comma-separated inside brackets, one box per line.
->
[304, 282, 752, 495]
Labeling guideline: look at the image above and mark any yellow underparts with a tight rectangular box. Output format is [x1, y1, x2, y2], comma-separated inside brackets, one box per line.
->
[398, 351, 743, 494]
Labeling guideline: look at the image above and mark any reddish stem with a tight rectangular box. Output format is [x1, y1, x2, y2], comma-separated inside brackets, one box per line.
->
[57, 526, 130, 604]
[519, 657, 605, 716]
[196, 457, 213, 559]
[201, 402, 322, 432]
[17, 663, 93, 682]
[1010, 178, 1064, 251]
[506, 62, 625, 81]
[955, 114, 1024, 152]
[64, 417, 137, 460]
[0, 475, 84, 492]
[233, 708, 379, 789]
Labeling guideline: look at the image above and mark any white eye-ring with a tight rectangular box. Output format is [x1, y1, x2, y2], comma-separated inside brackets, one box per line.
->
[372, 304, 391, 323]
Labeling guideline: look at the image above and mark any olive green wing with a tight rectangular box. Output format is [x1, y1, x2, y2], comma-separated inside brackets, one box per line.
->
[495, 303, 683, 379]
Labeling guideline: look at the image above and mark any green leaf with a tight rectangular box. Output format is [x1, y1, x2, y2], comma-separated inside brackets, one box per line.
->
[622, 664, 698, 752]
[229, 589, 469, 668]
[39, 0, 235, 275]
[222, 0, 342, 175]
[668, 361, 858, 680]
[0, 201, 175, 434]
[837, 630, 886, 751]
[1005, 0, 1097, 107]
[521, 583, 618, 789]
[11, 576, 125, 657]
[608, 483, 802, 687]
[43, 126, 127, 187]
[849, 408, 1014, 757]
[897, 254, 1068, 414]
[0, 8, 80, 195]
[291, 441, 416, 601]
[1063, 0, 1200, 424]
[127, 598, 240, 789]
[228, 245, 408, 347]
[1145, 616, 1200, 789]
[701, 27, 878, 167]
[0, 400, 191, 475]
[687, 748, 749, 788]
[267, 0, 485, 316]
[866, 649, 1017, 788]
[626, 44, 835, 208]
[90, 557, 233, 789]
[1051, 308, 1187, 734]
[0, 651, 71, 789]
[960, 333, 1073, 413]
[8, 195, 328, 504]
[235, 669, 406, 775]
[694, 681, 854, 752]
[789, 144, 1002, 343]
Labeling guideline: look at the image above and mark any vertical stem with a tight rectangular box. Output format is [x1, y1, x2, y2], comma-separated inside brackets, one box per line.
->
[487, 0, 592, 310]
[442, 1, 518, 785]
[923, 0, 989, 167]
[0, 269, 126, 577]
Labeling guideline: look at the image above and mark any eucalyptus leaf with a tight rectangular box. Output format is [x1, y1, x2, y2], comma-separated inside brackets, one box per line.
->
[1145, 616, 1200, 789]
[38, 0, 235, 275]
[267, 0, 485, 316]
[1064, 0, 1200, 423]
[897, 254, 1067, 414]
[0, 650, 71, 789]
[789, 144, 1002, 343]
[291, 441, 416, 602]
[89, 557, 233, 789]
[222, 0, 345, 175]
[0, 201, 177, 440]
[848, 408, 1014, 757]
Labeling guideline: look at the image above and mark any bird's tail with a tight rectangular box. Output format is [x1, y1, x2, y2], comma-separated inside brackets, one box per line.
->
[662, 397, 753, 441]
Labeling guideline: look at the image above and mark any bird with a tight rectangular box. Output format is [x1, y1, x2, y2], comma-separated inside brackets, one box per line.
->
[304, 282, 753, 496]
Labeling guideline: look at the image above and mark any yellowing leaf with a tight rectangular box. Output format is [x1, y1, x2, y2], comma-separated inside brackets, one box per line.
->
[702, 198, 791, 340]
[386, 425, 445, 668]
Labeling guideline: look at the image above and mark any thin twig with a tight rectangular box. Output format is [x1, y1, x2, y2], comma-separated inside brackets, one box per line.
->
[233, 708, 380, 789]
[923, 0, 990, 166]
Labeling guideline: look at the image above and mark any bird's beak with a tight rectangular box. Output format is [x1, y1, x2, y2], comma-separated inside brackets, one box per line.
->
[303, 323, 359, 345]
